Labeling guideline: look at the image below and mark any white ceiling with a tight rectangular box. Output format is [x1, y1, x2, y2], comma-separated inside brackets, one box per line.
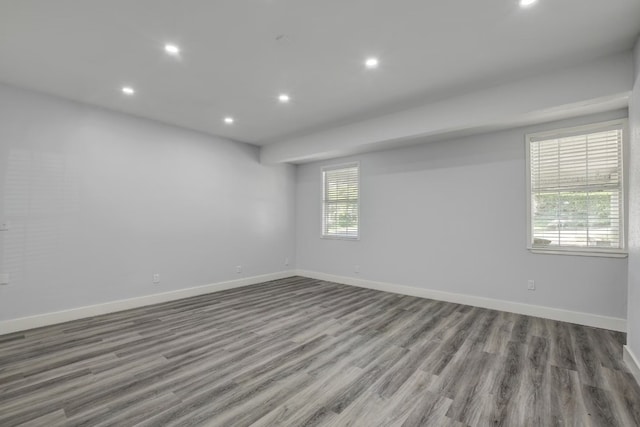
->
[0, 0, 639, 146]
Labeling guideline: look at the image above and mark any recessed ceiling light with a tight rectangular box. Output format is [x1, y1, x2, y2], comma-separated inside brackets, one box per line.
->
[121, 86, 135, 95]
[365, 57, 379, 69]
[278, 94, 290, 103]
[164, 43, 180, 55]
[519, 0, 537, 8]
[224, 116, 234, 124]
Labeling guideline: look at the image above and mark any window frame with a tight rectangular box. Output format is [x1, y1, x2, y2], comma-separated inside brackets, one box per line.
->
[525, 119, 628, 258]
[321, 162, 360, 240]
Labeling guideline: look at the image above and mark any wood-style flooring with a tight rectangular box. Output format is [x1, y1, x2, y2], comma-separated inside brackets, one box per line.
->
[0, 276, 639, 426]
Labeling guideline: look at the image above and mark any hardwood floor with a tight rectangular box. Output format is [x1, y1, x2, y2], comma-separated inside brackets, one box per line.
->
[0, 276, 639, 426]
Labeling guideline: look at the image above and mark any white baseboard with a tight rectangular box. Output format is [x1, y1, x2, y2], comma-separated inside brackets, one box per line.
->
[0, 270, 296, 336]
[624, 345, 640, 386]
[1, 269, 627, 336]
[296, 270, 627, 332]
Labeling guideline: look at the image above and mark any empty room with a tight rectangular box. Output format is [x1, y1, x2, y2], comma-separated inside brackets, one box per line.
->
[1, 0, 640, 426]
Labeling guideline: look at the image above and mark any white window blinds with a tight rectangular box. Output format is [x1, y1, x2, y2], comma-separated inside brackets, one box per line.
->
[322, 163, 359, 239]
[527, 120, 625, 254]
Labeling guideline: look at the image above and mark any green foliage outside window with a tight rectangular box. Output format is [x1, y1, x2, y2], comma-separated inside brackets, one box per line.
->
[533, 191, 614, 229]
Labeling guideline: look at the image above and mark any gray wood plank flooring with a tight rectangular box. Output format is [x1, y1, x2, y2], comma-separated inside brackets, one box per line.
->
[0, 276, 639, 426]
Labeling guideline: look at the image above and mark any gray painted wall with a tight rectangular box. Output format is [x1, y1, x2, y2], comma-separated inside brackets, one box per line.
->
[0, 83, 296, 321]
[627, 37, 640, 357]
[0, 77, 633, 327]
[296, 111, 629, 319]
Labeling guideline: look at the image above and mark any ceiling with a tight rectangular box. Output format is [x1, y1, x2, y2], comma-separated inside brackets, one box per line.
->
[0, 0, 639, 146]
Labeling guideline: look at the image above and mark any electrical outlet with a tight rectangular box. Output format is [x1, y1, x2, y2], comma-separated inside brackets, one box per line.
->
[153, 274, 160, 284]
[527, 280, 535, 291]
[0, 273, 9, 285]
[354, 265, 360, 274]
[236, 265, 242, 274]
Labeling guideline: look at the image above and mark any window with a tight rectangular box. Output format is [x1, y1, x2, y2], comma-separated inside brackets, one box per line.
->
[322, 163, 359, 239]
[526, 119, 626, 256]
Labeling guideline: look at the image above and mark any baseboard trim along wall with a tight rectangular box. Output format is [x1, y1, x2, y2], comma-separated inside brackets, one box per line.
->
[0, 270, 295, 336]
[295, 270, 627, 332]
[624, 346, 640, 386]
[0, 269, 627, 336]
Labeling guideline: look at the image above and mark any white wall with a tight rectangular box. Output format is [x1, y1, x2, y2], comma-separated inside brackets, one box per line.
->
[627, 38, 640, 359]
[0, 83, 295, 321]
[296, 111, 629, 320]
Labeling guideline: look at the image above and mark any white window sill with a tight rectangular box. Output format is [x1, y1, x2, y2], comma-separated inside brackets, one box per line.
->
[528, 248, 628, 258]
[321, 235, 360, 241]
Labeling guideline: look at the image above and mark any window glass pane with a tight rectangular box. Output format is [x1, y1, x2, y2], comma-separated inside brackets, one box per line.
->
[528, 121, 624, 252]
[324, 202, 358, 237]
[323, 164, 359, 239]
[532, 190, 620, 248]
